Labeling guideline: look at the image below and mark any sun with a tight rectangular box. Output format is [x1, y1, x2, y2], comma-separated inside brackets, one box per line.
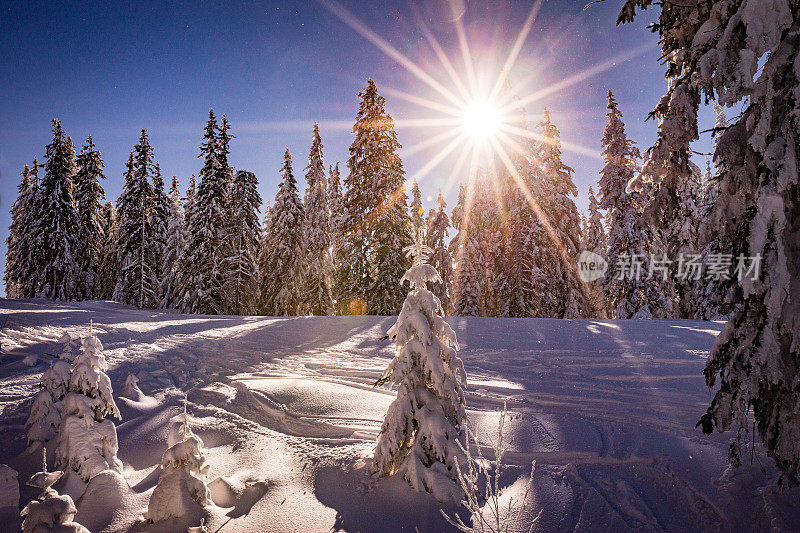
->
[460, 97, 504, 143]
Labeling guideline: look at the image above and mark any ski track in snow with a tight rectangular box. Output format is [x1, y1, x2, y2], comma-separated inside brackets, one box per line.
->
[1, 299, 798, 532]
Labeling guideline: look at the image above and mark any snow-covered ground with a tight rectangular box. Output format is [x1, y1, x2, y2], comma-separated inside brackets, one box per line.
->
[1, 298, 798, 531]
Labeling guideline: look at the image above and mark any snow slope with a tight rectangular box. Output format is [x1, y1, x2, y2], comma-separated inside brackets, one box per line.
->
[1, 298, 798, 531]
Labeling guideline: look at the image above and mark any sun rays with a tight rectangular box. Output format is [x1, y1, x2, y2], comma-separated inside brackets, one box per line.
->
[316, 0, 654, 306]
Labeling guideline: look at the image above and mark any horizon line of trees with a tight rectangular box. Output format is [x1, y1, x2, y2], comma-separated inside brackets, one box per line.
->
[4, 80, 730, 321]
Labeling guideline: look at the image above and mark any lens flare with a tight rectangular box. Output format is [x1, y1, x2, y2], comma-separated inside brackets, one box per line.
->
[460, 98, 504, 143]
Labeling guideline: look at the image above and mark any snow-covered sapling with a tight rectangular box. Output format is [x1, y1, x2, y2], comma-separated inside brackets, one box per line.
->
[57, 333, 76, 362]
[373, 229, 467, 501]
[145, 396, 210, 522]
[26, 359, 71, 447]
[55, 333, 122, 481]
[442, 403, 541, 533]
[21, 448, 89, 533]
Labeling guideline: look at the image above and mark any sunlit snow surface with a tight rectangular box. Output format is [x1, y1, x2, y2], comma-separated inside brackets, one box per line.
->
[1, 299, 799, 532]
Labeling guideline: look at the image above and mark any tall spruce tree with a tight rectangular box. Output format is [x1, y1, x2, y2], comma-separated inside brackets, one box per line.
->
[151, 162, 170, 306]
[583, 186, 608, 318]
[74, 136, 106, 300]
[223, 170, 262, 315]
[34, 120, 80, 300]
[259, 149, 305, 315]
[114, 131, 158, 309]
[339, 79, 411, 315]
[409, 179, 424, 238]
[451, 182, 482, 316]
[598, 91, 667, 319]
[618, 0, 800, 485]
[301, 124, 334, 315]
[426, 191, 454, 315]
[327, 163, 344, 312]
[182, 110, 228, 314]
[529, 109, 587, 318]
[98, 202, 119, 300]
[160, 177, 187, 309]
[5, 161, 39, 298]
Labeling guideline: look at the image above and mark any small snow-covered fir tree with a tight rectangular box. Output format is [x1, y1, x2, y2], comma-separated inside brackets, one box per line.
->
[259, 149, 306, 316]
[426, 191, 454, 315]
[55, 331, 122, 481]
[222, 170, 262, 315]
[26, 359, 71, 447]
[21, 448, 89, 533]
[146, 397, 210, 523]
[301, 124, 334, 315]
[74, 136, 106, 301]
[374, 228, 467, 501]
[4, 161, 40, 298]
[619, 0, 800, 485]
[161, 176, 187, 309]
[33, 120, 80, 301]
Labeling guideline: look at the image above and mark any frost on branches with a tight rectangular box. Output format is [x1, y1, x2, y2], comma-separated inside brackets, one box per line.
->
[619, 0, 800, 485]
[146, 397, 210, 523]
[373, 229, 467, 502]
[55, 333, 122, 481]
[21, 448, 89, 533]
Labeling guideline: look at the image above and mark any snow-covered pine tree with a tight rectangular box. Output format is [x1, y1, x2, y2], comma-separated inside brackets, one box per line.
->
[339, 79, 411, 315]
[598, 91, 667, 319]
[223, 170, 262, 315]
[26, 359, 71, 447]
[692, 105, 734, 320]
[74, 136, 106, 301]
[374, 227, 466, 501]
[113, 132, 158, 309]
[56, 332, 122, 481]
[4, 161, 39, 298]
[33, 120, 80, 301]
[181, 110, 228, 314]
[450, 183, 482, 317]
[618, 0, 800, 485]
[471, 171, 503, 317]
[301, 124, 334, 315]
[259, 149, 305, 315]
[327, 163, 345, 313]
[151, 163, 170, 307]
[21, 448, 89, 533]
[97, 202, 119, 300]
[584, 186, 606, 254]
[410, 179, 424, 238]
[426, 191, 454, 315]
[527, 109, 587, 318]
[160, 177, 187, 309]
[583, 186, 608, 318]
[145, 398, 210, 522]
[184, 173, 198, 231]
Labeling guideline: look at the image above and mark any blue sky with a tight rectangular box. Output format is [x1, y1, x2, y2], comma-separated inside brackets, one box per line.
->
[0, 1, 717, 293]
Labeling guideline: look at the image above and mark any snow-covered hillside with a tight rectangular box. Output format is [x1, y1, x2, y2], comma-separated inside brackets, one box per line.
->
[1, 299, 798, 531]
